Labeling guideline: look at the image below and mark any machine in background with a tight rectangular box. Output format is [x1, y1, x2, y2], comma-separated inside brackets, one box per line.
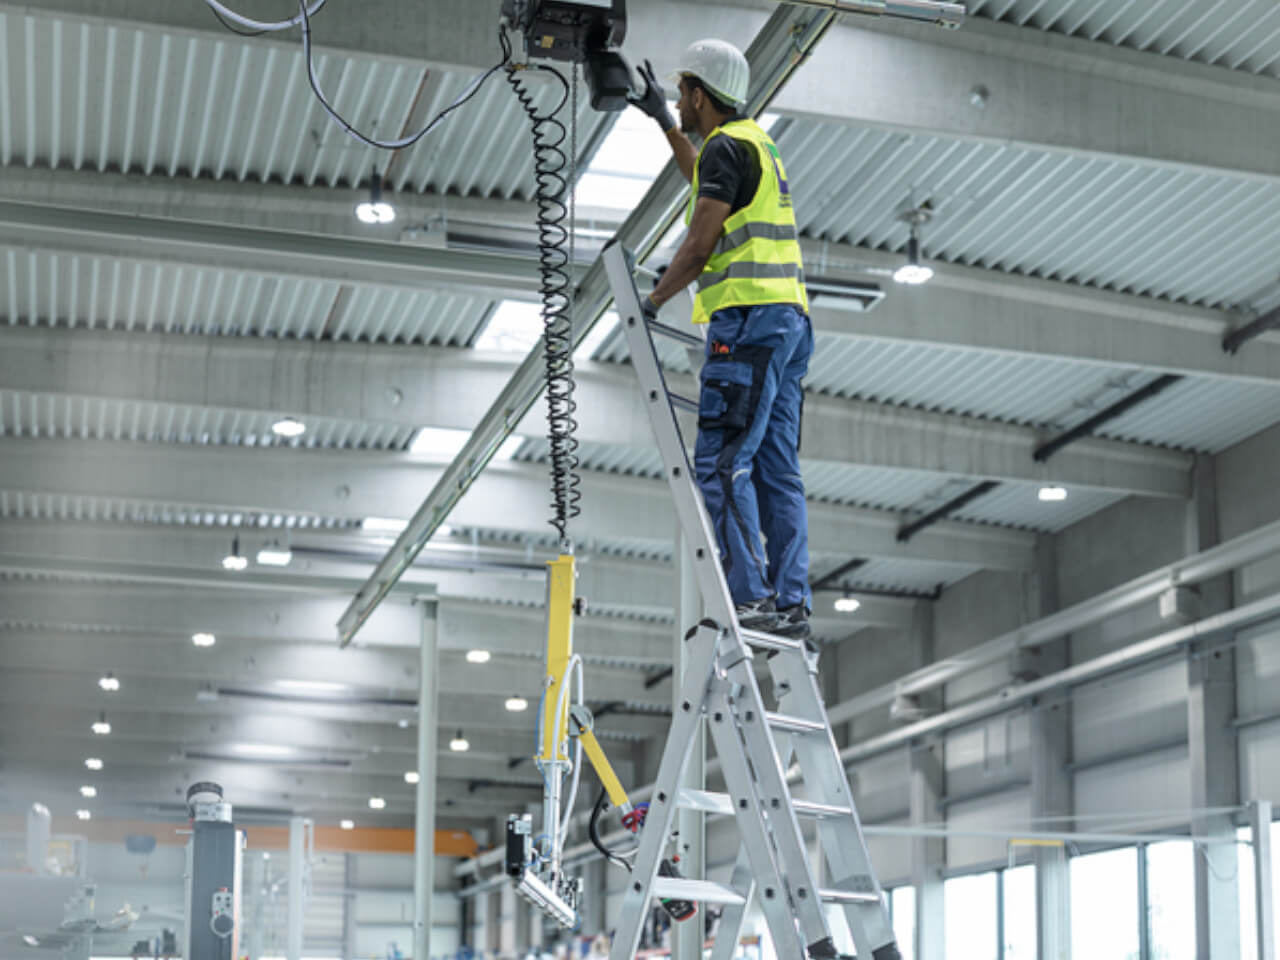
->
[183, 782, 243, 960]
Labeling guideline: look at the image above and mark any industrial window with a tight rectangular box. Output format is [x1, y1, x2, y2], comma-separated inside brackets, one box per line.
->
[890, 885, 916, 960]
[1237, 819, 1280, 960]
[1070, 847, 1139, 960]
[1145, 841, 1195, 960]
[945, 871, 999, 960]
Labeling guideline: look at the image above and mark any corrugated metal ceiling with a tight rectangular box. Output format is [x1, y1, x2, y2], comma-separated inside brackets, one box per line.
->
[777, 118, 1280, 311]
[0, 10, 612, 199]
[969, 0, 1280, 76]
[1, 247, 488, 345]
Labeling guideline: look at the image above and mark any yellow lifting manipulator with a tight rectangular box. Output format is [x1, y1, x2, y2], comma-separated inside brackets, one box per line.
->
[505, 552, 637, 929]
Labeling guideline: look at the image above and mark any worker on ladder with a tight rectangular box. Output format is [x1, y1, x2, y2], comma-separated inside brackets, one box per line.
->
[629, 40, 813, 640]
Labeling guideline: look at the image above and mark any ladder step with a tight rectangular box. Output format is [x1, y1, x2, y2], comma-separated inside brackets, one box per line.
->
[765, 711, 828, 735]
[677, 788, 735, 816]
[668, 392, 699, 414]
[647, 319, 704, 348]
[820, 888, 883, 905]
[791, 799, 854, 820]
[740, 629, 806, 654]
[680, 790, 852, 821]
[653, 877, 747, 906]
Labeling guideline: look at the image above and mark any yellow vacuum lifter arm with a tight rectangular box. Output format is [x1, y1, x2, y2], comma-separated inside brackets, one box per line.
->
[539, 554, 576, 764]
[574, 712, 632, 810]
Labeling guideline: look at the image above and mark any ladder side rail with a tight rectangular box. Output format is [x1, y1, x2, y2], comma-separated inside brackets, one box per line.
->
[769, 655, 898, 957]
[603, 242, 737, 630]
[707, 849, 758, 960]
[608, 626, 722, 960]
[716, 637, 835, 956]
[704, 679, 809, 960]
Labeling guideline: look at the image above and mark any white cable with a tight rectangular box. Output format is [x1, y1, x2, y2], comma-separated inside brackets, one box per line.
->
[201, 0, 326, 32]
[559, 656, 586, 841]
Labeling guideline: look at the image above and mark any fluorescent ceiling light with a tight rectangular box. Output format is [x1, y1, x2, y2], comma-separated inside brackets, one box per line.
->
[340, 819, 355, 830]
[397, 718, 411, 729]
[356, 200, 396, 225]
[362, 516, 408, 534]
[409, 426, 523, 462]
[91, 715, 111, 736]
[573, 309, 620, 363]
[231, 743, 295, 759]
[1039, 485, 1069, 502]
[271, 416, 307, 439]
[404, 771, 420, 784]
[276, 679, 349, 694]
[449, 731, 470, 752]
[474, 300, 545, 354]
[505, 696, 529, 712]
[79, 785, 97, 798]
[356, 169, 396, 225]
[97, 673, 120, 692]
[465, 649, 491, 664]
[22, 935, 39, 947]
[834, 596, 862, 613]
[256, 545, 293, 567]
[222, 553, 249, 571]
[76, 809, 91, 821]
[192, 632, 216, 647]
[893, 229, 933, 286]
[85, 758, 103, 771]
[368, 796, 386, 810]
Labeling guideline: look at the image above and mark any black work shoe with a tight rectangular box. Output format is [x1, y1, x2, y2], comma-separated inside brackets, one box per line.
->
[773, 604, 812, 639]
[735, 596, 780, 630]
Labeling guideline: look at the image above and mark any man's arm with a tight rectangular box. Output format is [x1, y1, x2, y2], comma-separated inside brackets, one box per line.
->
[649, 196, 731, 307]
[630, 61, 696, 183]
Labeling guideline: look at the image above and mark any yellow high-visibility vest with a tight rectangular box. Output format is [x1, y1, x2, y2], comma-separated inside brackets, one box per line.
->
[686, 118, 808, 325]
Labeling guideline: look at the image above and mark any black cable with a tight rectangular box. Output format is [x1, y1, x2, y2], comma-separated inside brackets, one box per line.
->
[297, 0, 512, 151]
[206, 5, 265, 37]
[590, 787, 631, 871]
[506, 58, 582, 542]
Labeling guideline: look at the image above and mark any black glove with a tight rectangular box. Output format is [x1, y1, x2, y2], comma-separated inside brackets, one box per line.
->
[640, 295, 660, 321]
[627, 59, 676, 132]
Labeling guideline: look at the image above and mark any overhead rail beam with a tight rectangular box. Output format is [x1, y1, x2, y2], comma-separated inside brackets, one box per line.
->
[1222, 306, 1280, 355]
[896, 480, 1001, 543]
[336, 6, 843, 646]
[781, 0, 964, 28]
[1033, 374, 1185, 463]
[827, 514, 1280, 726]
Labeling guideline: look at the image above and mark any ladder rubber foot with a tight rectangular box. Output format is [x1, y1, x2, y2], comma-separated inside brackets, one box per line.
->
[871, 946, 903, 960]
[807, 937, 839, 960]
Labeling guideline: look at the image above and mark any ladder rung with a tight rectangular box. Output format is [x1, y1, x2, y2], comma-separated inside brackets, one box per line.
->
[653, 877, 746, 906]
[668, 392, 699, 414]
[647, 319, 704, 348]
[791, 799, 854, 819]
[740, 629, 806, 654]
[677, 788, 735, 816]
[820, 888, 883, 905]
[765, 711, 827, 735]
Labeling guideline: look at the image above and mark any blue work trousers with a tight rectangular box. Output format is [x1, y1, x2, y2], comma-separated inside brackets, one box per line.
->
[693, 302, 813, 611]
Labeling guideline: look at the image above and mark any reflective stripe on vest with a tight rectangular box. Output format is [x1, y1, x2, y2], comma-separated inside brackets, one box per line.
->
[687, 118, 807, 324]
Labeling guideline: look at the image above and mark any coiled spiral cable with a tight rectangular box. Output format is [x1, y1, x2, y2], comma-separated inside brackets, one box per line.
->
[505, 55, 582, 544]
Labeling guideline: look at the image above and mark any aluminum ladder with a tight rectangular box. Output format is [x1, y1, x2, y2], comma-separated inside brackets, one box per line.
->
[600, 241, 902, 960]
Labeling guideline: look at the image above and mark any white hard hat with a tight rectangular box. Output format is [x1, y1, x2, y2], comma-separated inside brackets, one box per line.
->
[667, 39, 749, 108]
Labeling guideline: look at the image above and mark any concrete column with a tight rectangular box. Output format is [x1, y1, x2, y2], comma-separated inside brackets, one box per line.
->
[415, 601, 441, 960]
[582, 857, 607, 937]
[1250, 800, 1274, 960]
[343, 854, 358, 960]
[473, 889, 491, 956]
[287, 817, 307, 960]
[673, 529, 706, 960]
[499, 879, 518, 959]
[908, 740, 944, 960]
[1183, 455, 1241, 959]
[1026, 535, 1071, 960]
[1188, 643, 1241, 959]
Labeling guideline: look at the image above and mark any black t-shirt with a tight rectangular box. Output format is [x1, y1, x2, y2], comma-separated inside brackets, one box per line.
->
[696, 124, 762, 215]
